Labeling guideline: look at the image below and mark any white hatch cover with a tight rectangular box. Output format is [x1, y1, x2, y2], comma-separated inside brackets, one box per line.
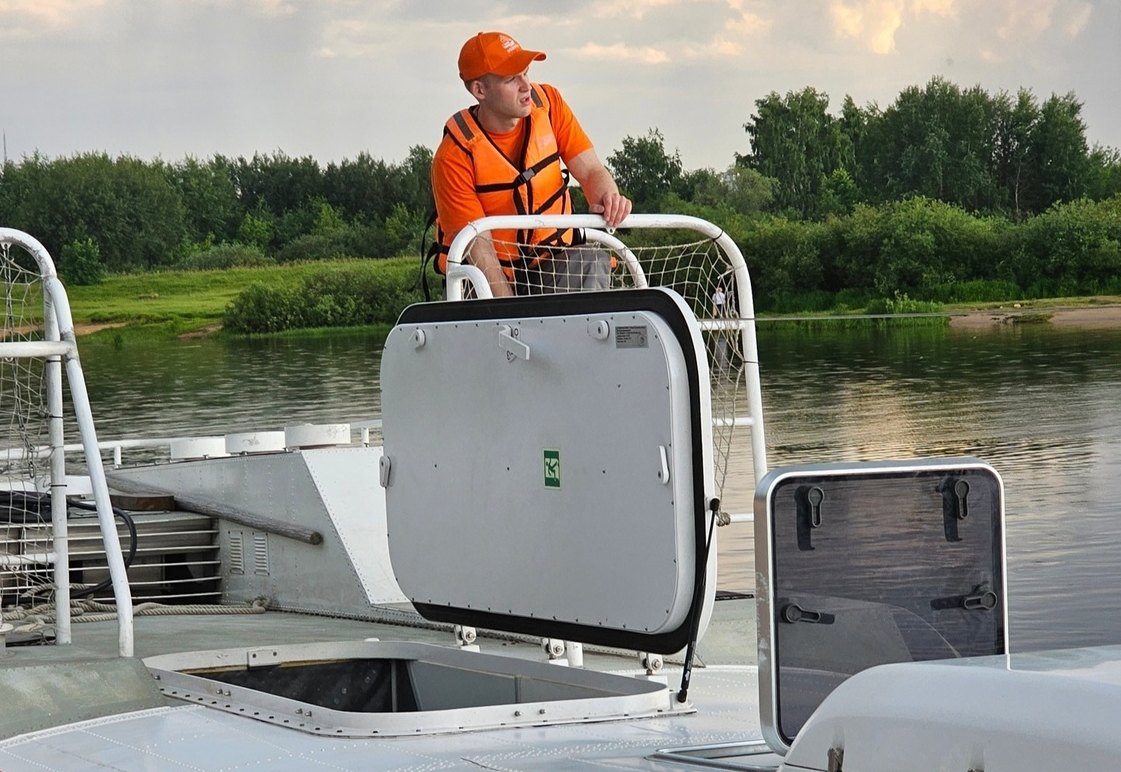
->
[379, 289, 714, 654]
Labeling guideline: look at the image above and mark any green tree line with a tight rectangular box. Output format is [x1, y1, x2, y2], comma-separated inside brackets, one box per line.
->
[0, 146, 434, 280]
[607, 77, 1120, 220]
[1, 77, 1119, 325]
[743, 78, 1120, 220]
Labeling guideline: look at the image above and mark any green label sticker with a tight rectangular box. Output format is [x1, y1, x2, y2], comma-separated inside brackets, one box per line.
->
[543, 449, 560, 489]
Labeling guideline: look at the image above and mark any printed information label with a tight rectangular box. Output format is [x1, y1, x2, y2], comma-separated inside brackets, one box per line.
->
[615, 325, 649, 348]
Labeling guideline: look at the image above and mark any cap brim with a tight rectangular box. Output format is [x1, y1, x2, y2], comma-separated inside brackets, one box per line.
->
[489, 49, 546, 77]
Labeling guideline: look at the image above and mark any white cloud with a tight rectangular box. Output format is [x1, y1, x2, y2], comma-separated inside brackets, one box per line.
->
[979, 47, 1002, 64]
[252, 0, 297, 17]
[1063, 1, 1093, 40]
[589, 0, 678, 20]
[0, 0, 106, 23]
[317, 18, 375, 58]
[829, 0, 906, 55]
[911, 0, 957, 19]
[975, 0, 1095, 65]
[995, 0, 1057, 42]
[709, 35, 745, 57]
[724, 7, 771, 36]
[573, 41, 670, 65]
[0, 0, 107, 37]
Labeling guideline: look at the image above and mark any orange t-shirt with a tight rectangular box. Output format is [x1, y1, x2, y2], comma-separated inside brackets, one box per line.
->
[431, 83, 593, 242]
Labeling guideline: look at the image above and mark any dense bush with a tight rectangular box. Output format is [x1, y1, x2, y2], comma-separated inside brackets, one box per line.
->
[177, 242, 273, 270]
[737, 216, 827, 310]
[223, 258, 423, 334]
[274, 231, 354, 263]
[222, 284, 300, 333]
[1013, 197, 1121, 296]
[59, 237, 107, 285]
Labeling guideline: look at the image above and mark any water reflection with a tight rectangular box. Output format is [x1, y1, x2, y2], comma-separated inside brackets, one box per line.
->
[749, 323, 1121, 652]
[77, 334, 383, 440]
[73, 322, 1121, 652]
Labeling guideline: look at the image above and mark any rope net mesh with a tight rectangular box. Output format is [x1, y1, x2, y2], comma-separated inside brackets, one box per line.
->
[0, 241, 55, 607]
[488, 234, 748, 501]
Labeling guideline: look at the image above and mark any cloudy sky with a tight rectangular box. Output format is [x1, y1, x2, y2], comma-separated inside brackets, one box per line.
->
[2, 0, 1118, 173]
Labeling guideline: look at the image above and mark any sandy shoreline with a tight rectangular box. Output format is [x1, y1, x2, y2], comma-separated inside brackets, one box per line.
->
[66, 303, 1121, 338]
[949, 304, 1121, 329]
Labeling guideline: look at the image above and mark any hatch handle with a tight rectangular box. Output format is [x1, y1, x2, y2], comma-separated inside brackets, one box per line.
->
[657, 445, 670, 484]
[942, 476, 974, 542]
[807, 486, 825, 527]
[498, 325, 531, 362]
[797, 485, 825, 551]
[954, 479, 970, 520]
[930, 584, 999, 611]
[780, 602, 835, 625]
[963, 590, 999, 611]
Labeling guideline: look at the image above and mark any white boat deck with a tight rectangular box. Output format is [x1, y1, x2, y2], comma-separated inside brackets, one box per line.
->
[0, 600, 769, 771]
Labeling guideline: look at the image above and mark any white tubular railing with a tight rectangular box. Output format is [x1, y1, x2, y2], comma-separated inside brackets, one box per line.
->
[444, 213, 768, 483]
[0, 227, 134, 657]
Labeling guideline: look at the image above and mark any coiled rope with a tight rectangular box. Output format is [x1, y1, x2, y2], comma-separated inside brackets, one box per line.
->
[4, 596, 269, 633]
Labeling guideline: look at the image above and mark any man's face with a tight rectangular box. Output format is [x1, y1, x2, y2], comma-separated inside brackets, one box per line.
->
[475, 70, 533, 122]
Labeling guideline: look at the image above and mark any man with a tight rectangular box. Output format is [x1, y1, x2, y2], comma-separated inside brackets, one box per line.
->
[431, 31, 632, 297]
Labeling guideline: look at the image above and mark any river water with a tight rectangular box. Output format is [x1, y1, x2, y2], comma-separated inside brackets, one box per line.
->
[74, 321, 1121, 653]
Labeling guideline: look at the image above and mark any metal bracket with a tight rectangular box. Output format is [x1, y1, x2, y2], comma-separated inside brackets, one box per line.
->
[454, 624, 479, 652]
[378, 455, 392, 488]
[638, 651, 667, 683]
[657, 445, 671, 485]
[498, 325, 531, 362]
[542, 637, 566, 660]
[246, 647, 283, 668]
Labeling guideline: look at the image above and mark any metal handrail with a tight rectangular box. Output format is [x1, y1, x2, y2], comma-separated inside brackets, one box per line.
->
[0, 227, 134, 656]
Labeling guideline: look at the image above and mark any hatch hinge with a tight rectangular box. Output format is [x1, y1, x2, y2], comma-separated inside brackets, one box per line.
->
[379, 455, 392, 488]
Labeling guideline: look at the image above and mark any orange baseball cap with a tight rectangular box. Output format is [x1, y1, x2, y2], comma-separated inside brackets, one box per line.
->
[458, 32, 546, 81]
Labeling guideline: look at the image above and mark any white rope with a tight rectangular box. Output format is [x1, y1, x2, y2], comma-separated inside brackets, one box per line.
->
[5, 596, 269, 633]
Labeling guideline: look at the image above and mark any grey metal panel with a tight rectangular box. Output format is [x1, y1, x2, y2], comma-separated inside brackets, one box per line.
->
[381, 291, 711, 643]
[302, 446, 405, 605]
[109, 447, 407, 615]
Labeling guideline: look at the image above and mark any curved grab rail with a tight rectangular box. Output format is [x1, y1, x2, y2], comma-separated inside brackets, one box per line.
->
[0, 227, 135, 657]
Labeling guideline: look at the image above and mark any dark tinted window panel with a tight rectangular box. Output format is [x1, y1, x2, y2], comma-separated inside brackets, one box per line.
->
[758, 460, 1006, 747]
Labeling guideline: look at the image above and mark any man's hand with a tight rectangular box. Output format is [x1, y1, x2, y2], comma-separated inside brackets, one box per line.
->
[590, 191, 633, 229]
[466, 234, 514, 297]
[567, 149, 633, 229]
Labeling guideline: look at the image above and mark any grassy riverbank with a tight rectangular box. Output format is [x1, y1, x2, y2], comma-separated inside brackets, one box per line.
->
[64, 261, 1121, 342]
[67, 257, 418, 342]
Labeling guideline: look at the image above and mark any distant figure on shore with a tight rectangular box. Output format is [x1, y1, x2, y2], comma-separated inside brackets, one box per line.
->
[712, 284, 727, 318]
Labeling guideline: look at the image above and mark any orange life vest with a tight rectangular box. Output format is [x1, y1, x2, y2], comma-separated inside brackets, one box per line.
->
[433, 84, 580, 276]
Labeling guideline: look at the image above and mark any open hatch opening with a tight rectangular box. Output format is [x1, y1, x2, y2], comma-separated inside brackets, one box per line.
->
[145, 640, 687, 737]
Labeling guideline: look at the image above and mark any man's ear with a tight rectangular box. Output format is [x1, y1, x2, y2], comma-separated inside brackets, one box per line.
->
[467, 78, 486, 101]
